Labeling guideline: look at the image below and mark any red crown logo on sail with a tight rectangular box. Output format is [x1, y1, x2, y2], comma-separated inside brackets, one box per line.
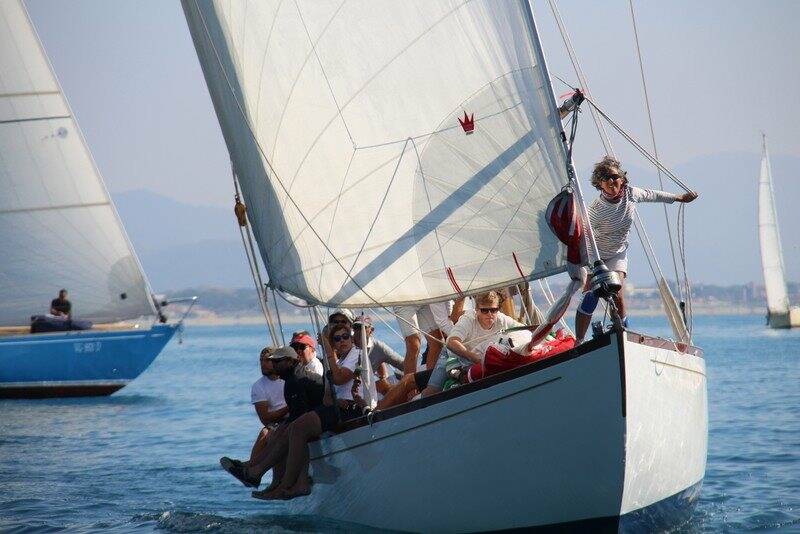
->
[458, 111, 475, 134]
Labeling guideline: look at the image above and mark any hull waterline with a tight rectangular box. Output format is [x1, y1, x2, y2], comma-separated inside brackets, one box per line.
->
[767, 307, 800, 329]
[0, 324, 178, 399]
[279, 330, 706, 532]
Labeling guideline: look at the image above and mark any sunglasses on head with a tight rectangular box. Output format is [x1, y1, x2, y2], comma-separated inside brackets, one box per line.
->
[479, 307, 500, 314]
[332, 332, 351, 342]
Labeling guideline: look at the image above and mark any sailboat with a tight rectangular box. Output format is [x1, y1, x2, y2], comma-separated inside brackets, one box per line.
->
[182, 0, 707, 530]
[0, 0, 189, 399]
[758, 134, 800, 329]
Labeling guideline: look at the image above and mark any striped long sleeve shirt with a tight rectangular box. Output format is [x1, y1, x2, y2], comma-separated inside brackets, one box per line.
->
[588, 186, 677, 259]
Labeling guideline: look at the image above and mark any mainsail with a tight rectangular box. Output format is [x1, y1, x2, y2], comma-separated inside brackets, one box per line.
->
[758, 135, 790, 316]
[0, 1, 156, 326]
[183, 0, 571, 307]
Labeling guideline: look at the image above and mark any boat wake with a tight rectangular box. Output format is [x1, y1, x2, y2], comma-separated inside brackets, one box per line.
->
[135, 510, 383, 533]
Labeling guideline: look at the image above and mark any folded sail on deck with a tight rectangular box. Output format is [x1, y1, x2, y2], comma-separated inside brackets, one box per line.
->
[758, 135, 790, 316]
[0, 1, 156, 326]
[183, 0, 570, 307]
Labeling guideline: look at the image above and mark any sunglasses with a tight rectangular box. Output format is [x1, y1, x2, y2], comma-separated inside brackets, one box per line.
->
[332, 333, 351, 342]
[290, 342, 307, 352]
[601, 171, 626, 182]
[479, 307, 500, 314]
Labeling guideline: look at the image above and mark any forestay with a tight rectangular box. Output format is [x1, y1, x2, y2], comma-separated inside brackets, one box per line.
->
[758, 135, 790, 315]
[0, 0, 156, 326]
[183, 0, 571, 307]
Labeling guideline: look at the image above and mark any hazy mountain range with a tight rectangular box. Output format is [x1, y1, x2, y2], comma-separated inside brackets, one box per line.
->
[114, 151, 799, 293]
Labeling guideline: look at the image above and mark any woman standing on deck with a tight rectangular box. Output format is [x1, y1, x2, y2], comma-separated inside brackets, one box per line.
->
[575, 156, 698, 343]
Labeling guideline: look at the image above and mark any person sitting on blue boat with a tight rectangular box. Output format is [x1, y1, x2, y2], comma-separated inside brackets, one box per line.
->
[422, 291, 524, 397]
[574, 156, 699, 343]
[220, 346, 288, 486]
[50, 289, 71, 317]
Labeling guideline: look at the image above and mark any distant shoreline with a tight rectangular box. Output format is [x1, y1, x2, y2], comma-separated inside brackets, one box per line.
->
[182, 306, 766, 326]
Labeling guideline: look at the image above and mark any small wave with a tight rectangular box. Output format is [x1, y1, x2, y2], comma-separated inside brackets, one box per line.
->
[133, 510, 381, 533]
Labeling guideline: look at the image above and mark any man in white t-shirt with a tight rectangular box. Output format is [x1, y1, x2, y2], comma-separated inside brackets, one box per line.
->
[422, 291, 523, 396]
[220, 346, 289, 487]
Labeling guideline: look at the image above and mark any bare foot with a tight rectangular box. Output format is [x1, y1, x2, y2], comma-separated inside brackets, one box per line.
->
[251, 487, 288, 501]
[282, 481, 312, 499]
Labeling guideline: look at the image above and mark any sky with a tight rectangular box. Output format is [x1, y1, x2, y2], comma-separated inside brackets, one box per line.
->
[22, 0, 800, 285]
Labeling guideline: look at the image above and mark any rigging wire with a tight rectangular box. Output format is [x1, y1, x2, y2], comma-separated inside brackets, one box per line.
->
[583, 97, 692, 193]
[627, 0, 683, 299]
[547, 0, 692, 343]
[547, 0, 615, 156]
[231, 166, 278, 343]
[270, 286, 286, 344]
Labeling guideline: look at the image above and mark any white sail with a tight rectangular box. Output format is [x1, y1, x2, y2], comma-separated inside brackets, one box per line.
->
[0, 1, 156, 326]
[182, 0, 570, 307]
[758, 135, 790, 316]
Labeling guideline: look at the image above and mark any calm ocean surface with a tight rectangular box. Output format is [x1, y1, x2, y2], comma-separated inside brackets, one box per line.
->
[1, 315, 799, 533]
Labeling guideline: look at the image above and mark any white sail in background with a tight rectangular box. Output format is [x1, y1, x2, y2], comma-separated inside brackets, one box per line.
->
[0, 0, 156, 326]
[758, 135, 790, 317]
[183, 0, 570, 307]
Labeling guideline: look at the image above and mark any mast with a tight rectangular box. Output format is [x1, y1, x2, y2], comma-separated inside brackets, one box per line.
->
[520, 1, 621, 302]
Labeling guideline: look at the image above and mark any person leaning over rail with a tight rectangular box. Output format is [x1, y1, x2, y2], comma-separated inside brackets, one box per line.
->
[226, 339, 325, 492]
[250, 323, 370, 500]
[253, 323, 422, 501]
[421, 291, 524, 397]
[574, 156, 698, 343]
[219, 347, 288, 487]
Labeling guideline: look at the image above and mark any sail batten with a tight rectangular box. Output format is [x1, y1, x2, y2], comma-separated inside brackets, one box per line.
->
[183, 0, 571, 307]
[0, 0, 156, 326]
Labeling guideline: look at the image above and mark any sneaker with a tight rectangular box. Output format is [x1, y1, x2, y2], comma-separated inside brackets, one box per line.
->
[219, 456, 260, 488]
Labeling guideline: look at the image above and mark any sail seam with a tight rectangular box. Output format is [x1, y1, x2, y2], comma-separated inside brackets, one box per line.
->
[293, 0, 355, 146]
[0, 115, 71, 125]
[0, 201, 110, 215]
[0, 90, 60, 98]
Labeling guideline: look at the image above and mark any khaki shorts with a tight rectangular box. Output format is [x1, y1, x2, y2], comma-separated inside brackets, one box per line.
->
[393, 305, 437, 338]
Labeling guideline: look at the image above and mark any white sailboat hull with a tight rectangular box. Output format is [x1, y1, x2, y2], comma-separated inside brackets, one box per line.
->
[285, 330, 706, 532]
[768, 307, 800, 329]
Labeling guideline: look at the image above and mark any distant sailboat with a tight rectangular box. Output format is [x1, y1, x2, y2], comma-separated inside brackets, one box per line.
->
[758, 135, 800, 328]
[183, 0, 707, 530]
[0, 0, 189, 398]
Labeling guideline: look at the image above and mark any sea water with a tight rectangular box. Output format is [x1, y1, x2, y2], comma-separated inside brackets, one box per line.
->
[1, 315, 798, 532]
